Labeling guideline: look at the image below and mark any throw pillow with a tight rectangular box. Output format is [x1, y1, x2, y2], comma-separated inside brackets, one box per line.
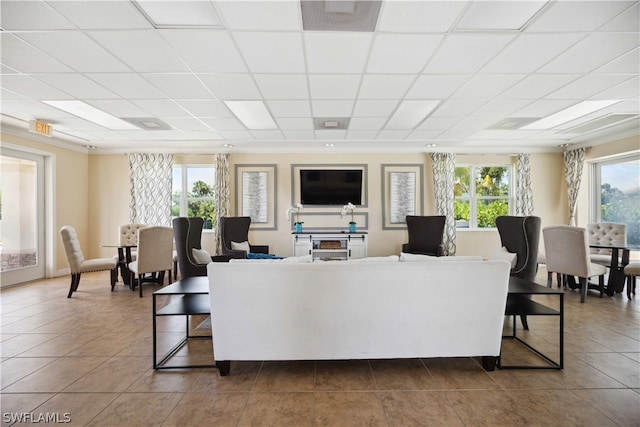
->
[491, 246, 517, 269]
[231, 240, 251, 253]
[192, 248, 211, 265]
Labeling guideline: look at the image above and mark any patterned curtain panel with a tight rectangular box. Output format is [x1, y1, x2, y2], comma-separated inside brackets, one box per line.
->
[214, 153, 230, 254]
[128, 153, 173, 226]
[430, 153, 456, 255]
[563, 147, 586, 226]
[515, 153, 534, 216]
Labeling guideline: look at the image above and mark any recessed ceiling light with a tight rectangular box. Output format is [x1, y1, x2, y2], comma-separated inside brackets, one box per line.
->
[386, 100, 440, 129]
[43, 101, 139, 130]
[324, 143, 335, 147]
[132, 0, 223, 28]
[85, 145, 97, 149]
[223, 143, 234, 148]
[523, 100, 621, 130]
[425, 143, 437, 148]
[224, 101, 277, 130]
[558, 143, 571, 148]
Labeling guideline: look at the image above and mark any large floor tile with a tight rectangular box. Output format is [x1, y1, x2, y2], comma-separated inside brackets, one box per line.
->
[315, 360, 376, 391]
[237, 392, 314, 426]
[86, 392, 183, 427]
[380, 391, 464, 426]
[314, 391, 388, 426]
[162, 392, 247, 427]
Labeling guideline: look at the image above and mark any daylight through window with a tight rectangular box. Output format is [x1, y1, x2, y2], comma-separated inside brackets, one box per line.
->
[455, 165, 511, 229]
[172, 165, 216, 229]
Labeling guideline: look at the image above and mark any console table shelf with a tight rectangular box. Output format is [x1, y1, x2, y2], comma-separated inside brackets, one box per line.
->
[292, 232, 367, 260]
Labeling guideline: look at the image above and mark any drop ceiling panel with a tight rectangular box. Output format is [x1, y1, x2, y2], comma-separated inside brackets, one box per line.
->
[88, 30, 190, 72]
[406, 74, 470, 99]
[315, 130, 346, 140]
[181, 130, 223, 140]
[250, 130, 284, 140]
[349, 117, 387, 130]
[311, 100, 354, 117]
[353, 100, 399, 117]
[498, 74, 580, 100]
[424, 34, 514, 74]
[346, 130, 379, 140]
[590, 77, 640, 100]
[159, 30, 247, 73]
[267, 100, 312, 118]
[417, 117, 459, 130]
[201, 117, 246, 130]
[175, 100, 233, 118]
[451, 74, 526, 99]
[1, 75, 72, 100]
[0, 1, 74, 30]
[217, 1, 301, 31]
[406, 130, 441, 140]
[87, 73, 167, 99]
[304, 33, 372, 73]
[47, 1, 152, 29]
[455, 1, 547, 31]
[275, 117, 313, 130]
[218, 130, 253, 140]
[595, 47, 640, 74]
[0, 34, 73, 73]
[131, 99, 190, 117]
[162, 117, 209, 131]
[471, 100, 532, 119]
[87, 100, 151, 117]
[526, 1, 635, 32]
[512, 100, 577, 117]
[282, 130, 315, 140]
[34, 74, 119, 99]
[377, 1, 466, 32]
[597, 2, 639, 32]
[143, 74, 214, 99]
[546, 74, 635, 99]
[481, 33, 586, 74]
[366, 34, 442, 74]
[432, 99, 488, 117]
[1, 99, 75, 121]
[198, 74, 261, 100]
[358, 75, 415, 99]
[308, 75, 361, 100]
[232, 32, 305, 73]
[254, 74, 309, 100]
[377, 130, 411, 140]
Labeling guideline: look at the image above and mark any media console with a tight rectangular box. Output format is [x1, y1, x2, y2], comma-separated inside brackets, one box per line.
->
[292, 232, 368, 261]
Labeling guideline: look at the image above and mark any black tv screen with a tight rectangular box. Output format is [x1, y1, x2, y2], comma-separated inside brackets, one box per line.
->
[300, 169, 363, 205]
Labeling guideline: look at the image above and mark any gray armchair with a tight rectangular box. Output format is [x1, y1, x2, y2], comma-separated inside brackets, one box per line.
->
[219, 216, 269, 259]
[173, 217, 232, 279]
[402, 215, 446, 256]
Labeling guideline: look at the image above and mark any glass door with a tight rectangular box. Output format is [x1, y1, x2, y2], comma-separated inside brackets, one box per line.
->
[1, 147, 45, 287]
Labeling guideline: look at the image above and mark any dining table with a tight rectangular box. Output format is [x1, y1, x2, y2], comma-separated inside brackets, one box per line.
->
[589, 243, 632, 296]
[102, 244, 136, 286]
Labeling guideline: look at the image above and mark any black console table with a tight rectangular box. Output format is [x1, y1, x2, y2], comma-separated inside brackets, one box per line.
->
[500, 277, 564, 370]
[152, 276, 217, 369]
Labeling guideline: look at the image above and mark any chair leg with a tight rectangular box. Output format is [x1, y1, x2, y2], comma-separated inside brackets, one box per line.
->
[579, 277, 588, 303]
[598, 275, 605, 298]
[110, 268, 117, 291]
[67, 273, 80, 298]
[547, 271, 553, 288]
[557, 273, 563, 288]
[520, 315, 529, 330]
[628, 275, 636, 299]
[139, 274, 144, 298]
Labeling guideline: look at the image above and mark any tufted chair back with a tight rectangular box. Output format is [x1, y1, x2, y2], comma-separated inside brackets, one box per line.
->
[60, 225, 84, 273]
[587, 222, 627, 255]
[119, 223, 147, 246]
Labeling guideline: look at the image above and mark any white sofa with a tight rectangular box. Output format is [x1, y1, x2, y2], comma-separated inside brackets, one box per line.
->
[207, 257, 511, 376]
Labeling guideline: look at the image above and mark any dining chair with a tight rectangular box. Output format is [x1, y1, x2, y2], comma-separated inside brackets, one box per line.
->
[128, 226, 174, 297]
[543, 225, 607, 303]
[219, 216, 269, 259]
[59, 225, 118, 298]
[401, 215, 446, 256]
[624, 263, 639, 299]
[587, 222, 627, 266]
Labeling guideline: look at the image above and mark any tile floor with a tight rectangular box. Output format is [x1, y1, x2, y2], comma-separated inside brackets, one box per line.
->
[1, 267, 639, 426]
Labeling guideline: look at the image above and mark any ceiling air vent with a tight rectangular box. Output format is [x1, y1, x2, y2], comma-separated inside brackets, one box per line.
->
[313, 117, 350, 130]
[122, 118, 172, 131]
[301, 0, 382, 32]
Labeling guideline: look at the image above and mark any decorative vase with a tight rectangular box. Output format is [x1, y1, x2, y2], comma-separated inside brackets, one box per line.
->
[349, 222, 357, 233]
[295, 222, 303, 233]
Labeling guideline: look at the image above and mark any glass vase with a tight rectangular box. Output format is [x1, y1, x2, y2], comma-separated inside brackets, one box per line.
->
[349, 222, 357, 233]
[295, 223, 303, 233]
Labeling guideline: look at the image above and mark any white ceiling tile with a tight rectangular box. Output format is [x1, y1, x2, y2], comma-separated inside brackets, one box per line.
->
[86, 100, 151, 117]
[431, 99, 488, 117]
[1, 99, 73, 121]
[348, 117, 387, 130]
[377, 130, 410, 140]
[358, 75, 415, 99]
[471, 100, 532, 118]
[201, 117, 246, 130]
[163, 117, 210, 131]
[34, 74, 119, 99]
[546, 74, 635, 99]
[595, 47, 640, 74]
[406, 74, 470, 99]
[311, 100, 354, 117]
[47, 1, 151, 29]
[267, 100, 312, 118]
[80, 130, 127, 141]
[367, 34, 442, 74]
[117, 131, 160, 141]
[527, 1, 635, 32]
[218, 130, 253, 139]
[148, 130, 188, 140]
[512, 100, 578, 118]
[0, 34, 72, 73]
[233, 32, 305, 73]
[198, 74, 260, 100]
[539, 33, 640, 73]
[180, 129, 224, 140]
[0, 1, 74, 30]
[417, 117, 459, 130]
[275, 117, 313, 130]
[217, 1, 301, 30]
[159, 30, 247, 73]
[315, 130, 346, 140]
[590, 77, 640, 100]
[353, 100, 399, 117]
[1, 75, 72, 100]
[498, 74, 580, 99]
[598, 2, 639, 32]
[346, 130, 379, 140]
[57, 117, 119, 131]
[282, 130, 315, 140]
[452, 74, 526, 99]
[481, 34, 586, 73]
[455, 1, 547, 31]
[143, 74, 214, 99]
[424, 34, 514, 74]
[1, 88, 28, 100]
[175, 100, 233, 117]
[250, 130, 284, 140]
[254, 74, 309, 100]
[469, 129, 543, 140]
[378, 1, 466, 32]
[406, 130, 442, 140]
[131, 99, 189, 116]
[89, 30, 190, 72]
[17, 32, 131, 72]
[308, 75, 361, 100]
[87, 73, 167, 99]
[304, 33, 372, 73]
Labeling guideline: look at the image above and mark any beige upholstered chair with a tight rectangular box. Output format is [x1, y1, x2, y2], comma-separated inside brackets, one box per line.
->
[624, 263, 639, 299]
[118, 223, 146, 259]
[128, 226, 173, 297]
[59, 225, 117, 298]
[543, 225, 607, 303]
[587, 222, 627, 266]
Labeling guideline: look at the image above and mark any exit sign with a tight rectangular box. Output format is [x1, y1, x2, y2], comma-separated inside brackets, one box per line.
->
[29, 120, 52, 137]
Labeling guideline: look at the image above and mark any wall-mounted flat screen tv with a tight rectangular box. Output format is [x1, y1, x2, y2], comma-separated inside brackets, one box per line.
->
[300, 169, 363, 205]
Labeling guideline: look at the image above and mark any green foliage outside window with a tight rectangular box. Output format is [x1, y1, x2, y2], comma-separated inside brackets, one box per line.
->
[601, 183, 640, 247]
[455, 165, 510, 228]
[172, 179, 216, 229]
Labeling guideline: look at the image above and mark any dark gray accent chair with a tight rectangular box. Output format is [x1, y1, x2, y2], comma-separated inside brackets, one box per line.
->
[496, 215, 541, 330]
[173, 217, 232, 279]
[220, 216, 269, 259]
[402, 215, 446, 256]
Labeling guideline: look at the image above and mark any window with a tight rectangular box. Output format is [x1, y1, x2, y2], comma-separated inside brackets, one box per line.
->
[172, 165, 216, 229]
[591, 154, 640, 247]
[454, 165, 511, 229]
